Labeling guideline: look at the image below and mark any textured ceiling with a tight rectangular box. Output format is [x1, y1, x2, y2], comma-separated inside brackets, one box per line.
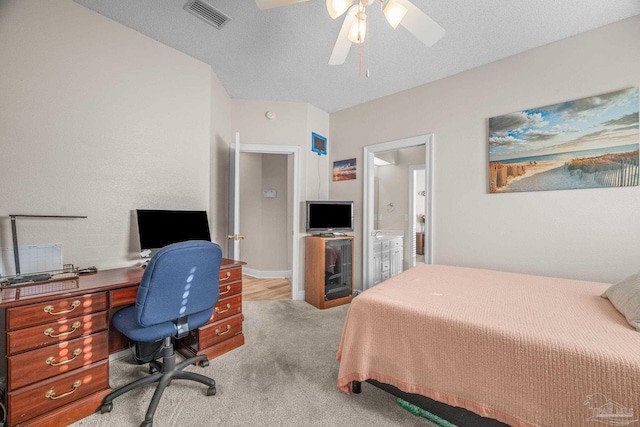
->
[73, 0, 640, 113]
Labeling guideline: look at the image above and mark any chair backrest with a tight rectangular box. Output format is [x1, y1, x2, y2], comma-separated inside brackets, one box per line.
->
[136, 240, 222, 327]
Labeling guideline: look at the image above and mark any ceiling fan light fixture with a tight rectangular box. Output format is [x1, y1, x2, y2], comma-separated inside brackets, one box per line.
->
[348, 18, 366, 43]
[326, 0, 354, 19]
[382, 0, 407, 29]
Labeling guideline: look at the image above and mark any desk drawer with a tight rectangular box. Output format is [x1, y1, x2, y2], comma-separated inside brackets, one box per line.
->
[8, 360, 108, 426]
[194, 314, 243, 349]
[210, 295, 242, 323]
[8, 331, 109, 391]
[110, 286, 138, 308]
[7, 311, 108, 355]
[219, 267, 241, 285]
[6, 292, 108, 330]
[218, 281, 241, 298]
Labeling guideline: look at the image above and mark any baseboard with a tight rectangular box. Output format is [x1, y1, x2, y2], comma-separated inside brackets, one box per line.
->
[109, 348, 130, 362]
[243, 268, 292, 279]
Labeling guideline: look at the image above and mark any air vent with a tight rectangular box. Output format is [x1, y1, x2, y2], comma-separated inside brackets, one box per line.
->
[183, 0, 231, 30]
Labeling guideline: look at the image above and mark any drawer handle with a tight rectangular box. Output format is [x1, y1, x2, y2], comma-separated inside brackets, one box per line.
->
[220, 272, 231, 281]
[44, 321, 81, 338]
[215, 303, 231, 314]
[215, 325, 231, 336]
[46, 348, 82, 366]
[45, 380, 81, 400]
[219, 285, 232, 295]
[44, 300, 81, 316]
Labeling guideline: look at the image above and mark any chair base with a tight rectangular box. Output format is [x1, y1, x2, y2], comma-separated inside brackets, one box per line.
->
[101, 337, 216, 427]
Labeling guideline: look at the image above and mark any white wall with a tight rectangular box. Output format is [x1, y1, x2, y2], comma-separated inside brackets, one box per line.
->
[0, 0, 213, 271]
[330, 16, 640, 286]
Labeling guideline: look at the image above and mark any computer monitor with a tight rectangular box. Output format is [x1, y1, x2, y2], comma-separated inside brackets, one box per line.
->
[136, 209, 211, 254]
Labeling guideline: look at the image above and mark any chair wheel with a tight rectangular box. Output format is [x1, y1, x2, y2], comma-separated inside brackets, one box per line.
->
[200, 360, 209, 368]
[100, 402, 113, 414]
[207, 385, 216, 396]
[149, 366, 156, 374]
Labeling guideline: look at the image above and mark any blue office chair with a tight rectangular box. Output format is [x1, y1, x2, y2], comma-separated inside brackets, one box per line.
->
[101, 240, 222, 427]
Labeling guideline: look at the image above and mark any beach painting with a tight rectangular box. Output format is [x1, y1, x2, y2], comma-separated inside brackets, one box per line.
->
[333, 158, 356, 181]
[489, 87, 639, 193]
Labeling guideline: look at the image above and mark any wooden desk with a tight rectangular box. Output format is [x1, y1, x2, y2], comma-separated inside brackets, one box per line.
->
[0, 259, 244, 426]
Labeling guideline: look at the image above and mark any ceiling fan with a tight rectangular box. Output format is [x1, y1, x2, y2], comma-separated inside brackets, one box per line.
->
[254, 0, 445, 66]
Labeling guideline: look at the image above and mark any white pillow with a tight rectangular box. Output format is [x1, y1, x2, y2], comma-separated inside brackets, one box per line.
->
[602, 272, 640, 331]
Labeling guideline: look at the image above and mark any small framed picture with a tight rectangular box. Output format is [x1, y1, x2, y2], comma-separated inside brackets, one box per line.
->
[333, 158, 356, 181]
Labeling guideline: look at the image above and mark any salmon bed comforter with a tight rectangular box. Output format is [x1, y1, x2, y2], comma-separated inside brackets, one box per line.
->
[337, 264, 640, 427]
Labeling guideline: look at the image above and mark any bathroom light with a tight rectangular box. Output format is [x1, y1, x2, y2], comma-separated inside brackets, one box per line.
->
[326, 0, 354, 19]
[382, 0, 407, 29]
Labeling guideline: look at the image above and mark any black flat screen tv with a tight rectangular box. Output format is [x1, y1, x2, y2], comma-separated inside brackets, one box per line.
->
[136, 209, 211, 252]
[305, 201, 354, 233]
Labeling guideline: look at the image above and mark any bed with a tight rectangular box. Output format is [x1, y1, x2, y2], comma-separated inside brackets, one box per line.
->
[337, 264, 640, 427]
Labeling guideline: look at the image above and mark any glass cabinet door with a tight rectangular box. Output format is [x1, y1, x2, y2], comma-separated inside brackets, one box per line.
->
[324, 239, 352, 300]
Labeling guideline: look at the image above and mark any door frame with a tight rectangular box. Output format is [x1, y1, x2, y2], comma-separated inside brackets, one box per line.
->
[238, 143, 301, 300]
[408, 163, 425, 268]
[362, 134, 434, 290]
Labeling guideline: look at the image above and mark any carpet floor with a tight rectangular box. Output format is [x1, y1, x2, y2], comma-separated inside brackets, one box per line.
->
[71, 300, 436, 427]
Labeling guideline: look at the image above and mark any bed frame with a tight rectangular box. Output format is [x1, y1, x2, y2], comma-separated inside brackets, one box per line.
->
[351, 380, 509, 427]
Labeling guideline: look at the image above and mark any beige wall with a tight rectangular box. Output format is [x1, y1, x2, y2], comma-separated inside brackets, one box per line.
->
[330, 16, 640, 287]
[231, 100, 330, 210]
[0, 0, 214, 270]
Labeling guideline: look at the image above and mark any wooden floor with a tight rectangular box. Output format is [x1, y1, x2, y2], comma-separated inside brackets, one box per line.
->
[242, 275, 291, 300]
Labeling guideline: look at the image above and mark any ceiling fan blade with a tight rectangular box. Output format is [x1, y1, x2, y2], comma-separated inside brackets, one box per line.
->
[328, 5, 358, 65]
[254, 0, 310, 10]
[395, 0, 445, 46]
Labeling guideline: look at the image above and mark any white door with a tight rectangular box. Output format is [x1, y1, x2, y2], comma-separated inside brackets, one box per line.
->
[227, 132, 243, 259]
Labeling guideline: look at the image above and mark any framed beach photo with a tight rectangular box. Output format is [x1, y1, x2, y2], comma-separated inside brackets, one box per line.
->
[488, 87, 639, 193]
[333, 158, 356, 181]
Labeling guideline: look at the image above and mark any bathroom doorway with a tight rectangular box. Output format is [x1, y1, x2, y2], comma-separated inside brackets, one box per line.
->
[363, 134, 433, 290]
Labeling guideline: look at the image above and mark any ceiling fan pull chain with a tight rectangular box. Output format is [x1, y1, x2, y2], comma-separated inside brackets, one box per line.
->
[365, 23, 370, 78]
[359, 39, 363, 77]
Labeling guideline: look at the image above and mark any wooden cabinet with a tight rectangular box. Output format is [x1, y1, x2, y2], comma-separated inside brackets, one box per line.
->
[416, 232, 425, 255]
[177, 261, 245, 362]
[5, 292, 110, 426]
[305, 236, 353, 309]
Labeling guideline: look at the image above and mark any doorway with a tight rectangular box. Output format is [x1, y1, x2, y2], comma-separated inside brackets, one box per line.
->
[228, 138, 301, 299]
[363, 134, 433, 290]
